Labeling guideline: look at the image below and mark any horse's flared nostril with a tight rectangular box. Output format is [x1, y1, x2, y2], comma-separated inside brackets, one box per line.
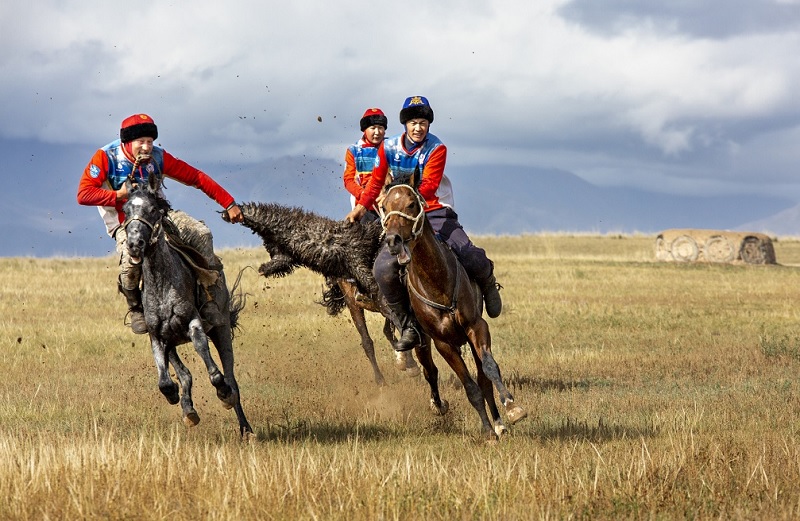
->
[386, 234, 405, 256]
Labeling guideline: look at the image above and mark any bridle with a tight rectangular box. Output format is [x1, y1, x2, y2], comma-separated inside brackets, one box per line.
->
[121, 163, 165, 247]
[122, 198, 163, 247]
[378, 184, 427, 241]
[378, 183, 460, 315]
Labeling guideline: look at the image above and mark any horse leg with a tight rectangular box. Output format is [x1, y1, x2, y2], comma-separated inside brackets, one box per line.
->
[188, 318, 232, 401]
[208, 325, 253, 438]
[384, 318, 420, 377]
[433, 338, 497, 442]
[467, 320, 528, 426]
[167, 347, 200, 427]
[469, 342, 506, 437]
[415, 336, 448, 416]
[346, 300, 386, 387]
[150, 336, 179, 405]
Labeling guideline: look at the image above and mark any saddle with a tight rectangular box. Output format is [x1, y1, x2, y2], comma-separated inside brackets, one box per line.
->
[161, 220, 220, 291]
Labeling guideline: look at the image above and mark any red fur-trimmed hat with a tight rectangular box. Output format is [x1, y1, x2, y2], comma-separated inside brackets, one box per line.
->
[360, 108, 388, 131]
[399, 96, 434, 124]
[120, 114, 158, 143]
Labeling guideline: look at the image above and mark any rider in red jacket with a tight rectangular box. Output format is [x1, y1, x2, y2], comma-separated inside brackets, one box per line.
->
[77, 114, 243, 334]
[343, 108, 388, 224]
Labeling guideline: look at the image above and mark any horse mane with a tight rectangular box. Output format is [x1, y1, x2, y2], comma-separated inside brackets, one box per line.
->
[386, 173, 418, 190]
[128, 182, 173, 215]
[386, 164, 423, 191]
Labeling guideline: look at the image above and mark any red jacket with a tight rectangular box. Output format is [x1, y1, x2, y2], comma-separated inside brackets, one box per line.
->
[77, 140, 235, 236]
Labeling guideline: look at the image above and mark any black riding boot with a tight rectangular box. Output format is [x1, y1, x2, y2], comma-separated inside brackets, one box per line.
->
[387, 302, 421, 352]
[479, 273, 503, 319]
[118, 279, 147, 334]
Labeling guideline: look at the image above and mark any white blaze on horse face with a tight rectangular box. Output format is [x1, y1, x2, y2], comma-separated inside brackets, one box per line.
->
[128, 195, 145, 215]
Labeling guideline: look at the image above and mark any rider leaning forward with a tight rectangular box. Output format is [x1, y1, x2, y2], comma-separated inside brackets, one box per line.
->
[76, 114, 243, 334]
[351, 96, 503, 352]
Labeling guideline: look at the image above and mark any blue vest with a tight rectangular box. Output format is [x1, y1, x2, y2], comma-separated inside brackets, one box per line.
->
[347, 141, 380, 185]
[101, 139, 165, 190]
[380, 133, 444, 180]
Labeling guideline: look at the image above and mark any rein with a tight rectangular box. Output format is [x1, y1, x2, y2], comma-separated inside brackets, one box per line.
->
[122, 213, 163, 246]
[382, 183, 460, 315]
[122, 157, 166, 246]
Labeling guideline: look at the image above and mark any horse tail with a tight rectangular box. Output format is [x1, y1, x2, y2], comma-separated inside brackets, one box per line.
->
[228, 268, 248, 336]
[319, 277, 346, 316]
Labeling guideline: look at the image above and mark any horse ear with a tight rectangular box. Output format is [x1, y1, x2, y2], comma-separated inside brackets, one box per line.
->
[147, 173, 161, 193]
[411, 165, 421, 189]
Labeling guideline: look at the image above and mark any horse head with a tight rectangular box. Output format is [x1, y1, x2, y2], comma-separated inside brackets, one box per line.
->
[379, 166, 427, 265]
[121, 174, 170, 264]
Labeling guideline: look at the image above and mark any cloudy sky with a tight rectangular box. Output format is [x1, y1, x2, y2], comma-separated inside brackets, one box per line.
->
[2, 0, 800, 256]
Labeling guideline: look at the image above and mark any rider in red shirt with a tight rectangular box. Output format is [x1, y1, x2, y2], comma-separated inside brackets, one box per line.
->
[77, 114, 243, 334]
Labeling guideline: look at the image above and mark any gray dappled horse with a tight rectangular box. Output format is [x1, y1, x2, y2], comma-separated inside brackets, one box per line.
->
[379, 172, 526, 442]
[122, 175, 252, 437]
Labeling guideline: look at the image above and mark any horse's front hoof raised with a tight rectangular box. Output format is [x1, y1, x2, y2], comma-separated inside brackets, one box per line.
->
[394, 352, 421, 377]
[506, 405, 528, 425]
[159, 382, 180, 405]
[183, 410, 200, 427]
[218, 388, 237, 410]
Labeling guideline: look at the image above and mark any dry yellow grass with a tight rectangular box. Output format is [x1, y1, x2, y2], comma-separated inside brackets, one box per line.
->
[3, 235, 800, 519]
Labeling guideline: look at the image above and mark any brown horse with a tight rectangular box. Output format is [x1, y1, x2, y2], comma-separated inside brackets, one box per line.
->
[321, 277, 421, 385]
[379, 174, 526, 441]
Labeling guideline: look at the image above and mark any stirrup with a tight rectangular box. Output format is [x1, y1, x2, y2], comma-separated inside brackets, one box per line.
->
[393, 328, 420, 352]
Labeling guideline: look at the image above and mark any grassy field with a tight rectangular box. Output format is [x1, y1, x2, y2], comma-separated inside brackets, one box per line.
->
[3, 234, 800, 519]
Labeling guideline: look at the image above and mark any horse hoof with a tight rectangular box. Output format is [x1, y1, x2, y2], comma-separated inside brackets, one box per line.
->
[218, 388, 236, 410]
[394, 352, 408, 370]
[183, 411, 200, 427]
[216, 384, 233, 404]
[405, 366, 421, 377]
[484, 431, 500, 444]
[493, 423, 507, 438]
[430, 398, 449, 416]
[506, 406, 528, 425]
[160, 383, 180, 405]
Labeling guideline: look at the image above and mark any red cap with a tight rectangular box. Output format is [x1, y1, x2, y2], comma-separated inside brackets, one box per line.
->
[120, 114, 158, 143]
[360, 108, 388, 131]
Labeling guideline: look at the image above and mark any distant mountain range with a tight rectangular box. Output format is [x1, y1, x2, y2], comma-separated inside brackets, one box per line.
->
[2, 137, 797, 258]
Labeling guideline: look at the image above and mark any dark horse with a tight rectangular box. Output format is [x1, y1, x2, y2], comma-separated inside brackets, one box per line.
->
[379, 173, 527, 441]
[228, 202, 419, 385]
[123, 175, 252, 437]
